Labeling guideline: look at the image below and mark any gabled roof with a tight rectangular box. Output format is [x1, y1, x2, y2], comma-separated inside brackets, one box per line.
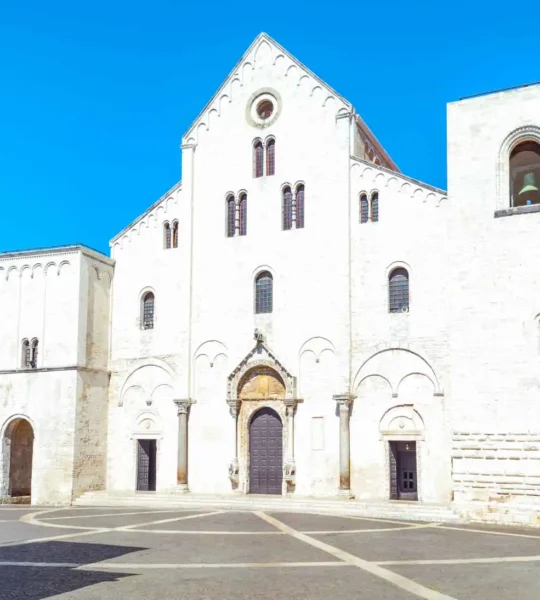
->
[183, 32, 352, 141]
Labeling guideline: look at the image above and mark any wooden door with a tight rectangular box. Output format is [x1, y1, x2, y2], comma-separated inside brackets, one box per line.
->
[249, 408, 283, 495]
[390, 441, 418, 501]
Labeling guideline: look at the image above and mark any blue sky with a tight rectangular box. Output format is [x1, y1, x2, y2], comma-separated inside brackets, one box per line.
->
[1, 1, 539, 254]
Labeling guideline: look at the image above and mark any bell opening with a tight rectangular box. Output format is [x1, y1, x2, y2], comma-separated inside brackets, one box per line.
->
[510, 141, 540, 207]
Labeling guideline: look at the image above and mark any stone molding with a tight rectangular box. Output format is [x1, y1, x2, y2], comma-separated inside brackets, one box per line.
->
[173, 398, 196, 415]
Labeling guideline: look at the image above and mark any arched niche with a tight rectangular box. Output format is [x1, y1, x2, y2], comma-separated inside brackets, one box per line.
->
[238, 366, 286, 400]
[379, 405, 425, 441]
[1, 416, 34, 499]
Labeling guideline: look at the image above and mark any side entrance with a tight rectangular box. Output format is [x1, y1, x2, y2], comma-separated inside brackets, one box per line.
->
[249, 408, 283, 495]
[136, 439, 156, 491]
[389, 441, 418, 501]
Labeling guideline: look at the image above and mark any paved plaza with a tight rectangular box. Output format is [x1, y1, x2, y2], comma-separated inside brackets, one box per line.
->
[0, 506, 539, 599]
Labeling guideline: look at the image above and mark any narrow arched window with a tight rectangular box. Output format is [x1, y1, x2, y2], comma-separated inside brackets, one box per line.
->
[30, 339, 39, 369]
[389, 268, 409, 313]
[239, 193, 247, 236]
[510, 141, 540, 207]
[296, 184, 305, 229]
[371, 191, 379, 222]
[283, 186, 293, 230]
[360, 194, 369, 223]
[21, 339, 30, 368]
[163, 222, 171, 249]
[226, 195, 236, 237]
[142, 292, 155, 330]
[172, 221, 179, 248]
[254, 140, 264, 178]
[255, 271, 273, 314]
[266, 138, 276, 176]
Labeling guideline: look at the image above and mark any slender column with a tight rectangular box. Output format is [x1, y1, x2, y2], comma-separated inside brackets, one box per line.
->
[333, 394, 355, 497]
[174, 399, 193, 492]
[283, 399, 300, 492]
[227, 399, 240, 490]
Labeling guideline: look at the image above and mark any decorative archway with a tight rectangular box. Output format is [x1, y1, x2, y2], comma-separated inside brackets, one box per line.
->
[1, 417, 34, 500]
[226, 332, 301, 494]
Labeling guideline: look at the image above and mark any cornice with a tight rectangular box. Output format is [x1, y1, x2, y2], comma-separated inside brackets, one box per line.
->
[0, 365, 110, 376]
[0, 245, 112, 265]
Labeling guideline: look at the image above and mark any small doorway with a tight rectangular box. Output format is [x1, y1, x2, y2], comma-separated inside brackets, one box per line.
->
[249, 407, 283, 495]
[389, 441, 418, 501]
[136, 439, 156, 491]
[5, 419, 34, 499]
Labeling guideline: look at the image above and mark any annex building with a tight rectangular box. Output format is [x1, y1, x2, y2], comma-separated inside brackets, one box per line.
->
[1, 33, 540, 525]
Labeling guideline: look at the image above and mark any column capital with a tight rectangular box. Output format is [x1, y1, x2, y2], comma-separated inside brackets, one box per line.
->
[226, 399, 241, 417]
[284, 398, 302, 413]
[333, 393, 355, 409]
[174, 398, 195, 415]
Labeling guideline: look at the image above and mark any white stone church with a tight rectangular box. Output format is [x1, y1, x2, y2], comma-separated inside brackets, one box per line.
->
[2, 33, 540, 524]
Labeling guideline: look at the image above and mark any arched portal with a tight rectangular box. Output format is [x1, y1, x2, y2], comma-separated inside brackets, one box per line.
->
[3, 418, 34, 498]
[249, 407, 283, 495]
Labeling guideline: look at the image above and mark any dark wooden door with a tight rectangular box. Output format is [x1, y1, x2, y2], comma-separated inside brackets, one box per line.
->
[390, 441, 418, 501]
[137, 440, 156, 491]
[249, 408, 283, 495]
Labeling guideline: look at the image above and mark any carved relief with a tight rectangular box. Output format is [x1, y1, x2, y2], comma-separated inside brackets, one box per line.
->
[238, 367, 286, 400]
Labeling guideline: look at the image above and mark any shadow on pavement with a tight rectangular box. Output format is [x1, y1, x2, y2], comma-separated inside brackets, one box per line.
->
[0, 540, 144, 599]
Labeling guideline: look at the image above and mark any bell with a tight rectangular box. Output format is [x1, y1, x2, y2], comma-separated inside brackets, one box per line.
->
[518, 172, 539, 195]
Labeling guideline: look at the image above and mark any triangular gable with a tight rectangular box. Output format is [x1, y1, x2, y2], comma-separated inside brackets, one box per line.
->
[183, 32, 351, 144]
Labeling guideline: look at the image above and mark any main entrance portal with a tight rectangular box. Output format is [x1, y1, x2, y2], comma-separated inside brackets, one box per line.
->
[136, 439, 156, 491]
[389, 441, 418, 501]
[249, 408, 283, 495]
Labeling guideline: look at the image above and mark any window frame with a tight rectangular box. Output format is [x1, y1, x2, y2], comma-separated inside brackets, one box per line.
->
[255, 271, 273, 314]
[388, 267, 410, 313]
[226, 194, 236, 237]
[266, 137, 276, 176]
[141, 291, 156, 330]
[253, 139, 264, 178]
[163, 222, 171, 249]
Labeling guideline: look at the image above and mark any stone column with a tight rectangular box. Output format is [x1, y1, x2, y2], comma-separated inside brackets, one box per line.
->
[174, 399, 193, 493]
[283, 399, 300, 493]
[227, 399, 241, 491]
[334, 394, 355, 497]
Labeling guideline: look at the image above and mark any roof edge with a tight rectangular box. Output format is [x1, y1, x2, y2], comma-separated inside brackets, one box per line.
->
[110, 180, 182, 245]
[0, 244, 114, 265]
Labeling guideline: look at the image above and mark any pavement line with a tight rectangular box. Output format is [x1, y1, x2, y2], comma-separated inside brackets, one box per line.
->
[0, 528, 110, 548]
[255, 511, 458, 600]
[116, 510, 225, 531]
[377, 555, 540, 566]
[436, 524, 540, 540]
[0, 561, 349, 569]
[305, 524, 438, 535]
[122, 528, 284, 535]
[40, 509, 192, 521]
[343, 514, 432, 526]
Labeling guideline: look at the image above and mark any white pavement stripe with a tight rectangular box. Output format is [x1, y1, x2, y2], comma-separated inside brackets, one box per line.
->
[436, 524, 540, 540]
[0, 561, 349, 569]
[41, 509, 193, 521]
[377, 555, 540, 566]
[124, 529, 284, 535]
[116, 510, 225, 531]
[0, 528, 109, 548]
[255, 512, 458, 600]
[306, 524, 439, 535]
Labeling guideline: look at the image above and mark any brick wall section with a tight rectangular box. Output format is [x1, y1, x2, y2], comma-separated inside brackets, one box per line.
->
[452, 432, 540, 503]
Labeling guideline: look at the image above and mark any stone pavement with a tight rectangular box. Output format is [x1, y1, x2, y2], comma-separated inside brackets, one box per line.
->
[0, 506, 540, 599]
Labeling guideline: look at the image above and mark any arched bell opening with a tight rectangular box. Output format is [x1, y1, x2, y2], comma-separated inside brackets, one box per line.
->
[510, 141, 540, 207]
[2, 418, 34, 501]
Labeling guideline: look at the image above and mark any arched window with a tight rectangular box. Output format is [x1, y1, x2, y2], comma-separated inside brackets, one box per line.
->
[254, 140, 264, 178]
[282, 186, 293, 230]
[371, 191, 379, 222]
[296, 184, 305, 229]
[239, 193, 247, 236]
[163, 222, 171, 249]
[266, 138, 276, 176]
[30, 339, 39, 369]
[142, 292, 155, 330]
[21, 339, 30, 368]
[226, 195, 236, 237]
[510, 141, 540, 207]
[360, 194, 369, 223]
[255, 271, 273, 314]
[389, 268, 409, 313]
[172, 221, 179, 248]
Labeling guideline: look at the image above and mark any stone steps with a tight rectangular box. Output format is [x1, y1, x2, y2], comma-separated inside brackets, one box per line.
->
[73, 490, 463, 523]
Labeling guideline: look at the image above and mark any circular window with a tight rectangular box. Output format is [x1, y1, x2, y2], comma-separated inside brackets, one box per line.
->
[256, 100, 274, 120]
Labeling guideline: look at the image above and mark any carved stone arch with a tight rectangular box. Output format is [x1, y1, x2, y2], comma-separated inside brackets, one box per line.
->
[131, 410, 163, 439]
[497, 125, 540, 210]
[7, 266, 19, 280]
[353, 347, 442, 396]
[119, 359, 176, 407]
[379, 405, 425, 440]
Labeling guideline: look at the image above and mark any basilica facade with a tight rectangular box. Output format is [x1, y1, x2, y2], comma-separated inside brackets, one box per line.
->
[1, 34, 540, 524]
